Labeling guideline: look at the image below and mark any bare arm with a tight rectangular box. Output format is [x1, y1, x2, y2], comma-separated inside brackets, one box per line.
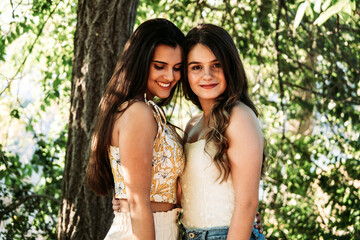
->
[226, 104, 264, 240]
[117, 102, 157, 240]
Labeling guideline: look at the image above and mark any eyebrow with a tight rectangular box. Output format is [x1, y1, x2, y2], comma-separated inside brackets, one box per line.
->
[188, 59, 219, 65]
[152, 60, 183, 66]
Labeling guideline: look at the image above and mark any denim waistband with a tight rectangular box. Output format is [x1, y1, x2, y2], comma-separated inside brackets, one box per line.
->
[181, 224, 265, 240]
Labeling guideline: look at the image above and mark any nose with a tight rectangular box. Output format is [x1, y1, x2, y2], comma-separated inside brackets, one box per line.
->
[164, 68, 175, 81]
[202, 66, 213, 81]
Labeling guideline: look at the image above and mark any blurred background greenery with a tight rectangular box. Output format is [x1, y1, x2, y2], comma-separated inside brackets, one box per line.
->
[0, 0, 359, 239]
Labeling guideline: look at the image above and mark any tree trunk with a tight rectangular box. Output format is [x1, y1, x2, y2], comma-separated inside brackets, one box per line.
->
[57, 0, 139, 239]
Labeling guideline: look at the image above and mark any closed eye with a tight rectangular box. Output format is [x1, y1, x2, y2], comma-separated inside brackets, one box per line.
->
[174, 65, 182, 71]
[154, 64, 165, 70]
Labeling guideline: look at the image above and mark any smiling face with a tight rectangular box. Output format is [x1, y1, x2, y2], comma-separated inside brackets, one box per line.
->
[146, 44, 182, 100]
[187, 44, 227, 107]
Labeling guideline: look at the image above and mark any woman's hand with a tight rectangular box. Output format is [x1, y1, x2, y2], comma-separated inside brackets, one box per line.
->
[254, 211, 264, 234]
[112, 197, 121, 212]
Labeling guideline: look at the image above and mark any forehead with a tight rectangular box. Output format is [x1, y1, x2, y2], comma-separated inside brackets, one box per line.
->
[187, 44, 216, 62]
[153, 44, 182, 63]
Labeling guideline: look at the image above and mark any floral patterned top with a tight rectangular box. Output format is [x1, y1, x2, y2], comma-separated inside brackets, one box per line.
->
[109, 99, 185, 204]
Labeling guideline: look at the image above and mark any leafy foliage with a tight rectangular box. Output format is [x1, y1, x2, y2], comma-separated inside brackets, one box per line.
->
[137, 0, 360, 238]
[0, 0, 359, 239]
[0, 0, 76, 238]
[0, 134, 64, 239]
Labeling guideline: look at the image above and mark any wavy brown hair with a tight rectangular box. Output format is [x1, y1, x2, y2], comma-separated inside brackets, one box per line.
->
[182, 24, 265, 182]
[86, 18, 185, 196]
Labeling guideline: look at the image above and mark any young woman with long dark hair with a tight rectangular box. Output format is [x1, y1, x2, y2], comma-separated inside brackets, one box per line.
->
[86, 18, 185, 240]
[180, 24, 266, 240]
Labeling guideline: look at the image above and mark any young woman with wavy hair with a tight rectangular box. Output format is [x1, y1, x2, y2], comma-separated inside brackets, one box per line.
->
[180, 24, 266, 240]
[86, 18, 186, 240]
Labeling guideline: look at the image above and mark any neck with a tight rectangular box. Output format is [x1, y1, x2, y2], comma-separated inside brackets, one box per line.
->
[199, 99, 214, 118]
[144, 90, 154, 101]
[200, 107, 215, 129]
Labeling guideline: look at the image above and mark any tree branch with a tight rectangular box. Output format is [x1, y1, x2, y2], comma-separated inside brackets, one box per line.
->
[0, 194, 60, 220]
[275, 0, 287, 139]
[276, 47, 360, 106]
[0, 0, 62, 97]
[282, 80, 360, 105]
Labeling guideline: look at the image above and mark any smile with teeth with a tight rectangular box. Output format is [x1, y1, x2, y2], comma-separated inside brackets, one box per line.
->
[157, 81, 171, 88]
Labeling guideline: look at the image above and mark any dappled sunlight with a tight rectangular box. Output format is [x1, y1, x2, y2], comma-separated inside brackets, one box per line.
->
[1, 0, 359, 239]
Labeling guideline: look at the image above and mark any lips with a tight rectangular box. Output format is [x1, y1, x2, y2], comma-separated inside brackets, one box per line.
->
[200, 83, 218, 89]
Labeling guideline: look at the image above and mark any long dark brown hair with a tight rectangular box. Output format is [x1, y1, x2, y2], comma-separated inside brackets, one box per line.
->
[87, 18, 185, 196]
[182, 24, 265, 182]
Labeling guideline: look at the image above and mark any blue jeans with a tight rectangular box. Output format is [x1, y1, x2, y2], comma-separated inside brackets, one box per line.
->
[181, 225, 265, 240]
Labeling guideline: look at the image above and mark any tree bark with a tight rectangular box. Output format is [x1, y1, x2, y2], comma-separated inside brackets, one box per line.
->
[57, 0, 139, 239]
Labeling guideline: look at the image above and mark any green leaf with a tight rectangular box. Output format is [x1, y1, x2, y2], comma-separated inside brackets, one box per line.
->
[314, 0, 322, 13]
[339, 11, 351, 22]
[350, 0, 356, 10]
[10, 109, 20, 119]
[16, 25, 21, 35]
[54, 90, 60, 98]
[294, 1, 310, 34]
[314, 0, 350, 26]
[322, 0, 332, 11]
[341, 1, 352, 15]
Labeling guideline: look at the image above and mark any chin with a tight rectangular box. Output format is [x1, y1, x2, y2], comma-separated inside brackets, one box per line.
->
[159, 95, 170, 100]
[157, 92, 171, 99]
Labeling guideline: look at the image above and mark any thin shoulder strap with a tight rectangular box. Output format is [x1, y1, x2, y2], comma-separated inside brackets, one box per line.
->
[118, 101, 129, 112]
[144, 93, 167, 125]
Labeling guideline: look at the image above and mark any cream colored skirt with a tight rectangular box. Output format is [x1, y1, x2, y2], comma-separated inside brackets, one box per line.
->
[104, 208, 180, 240]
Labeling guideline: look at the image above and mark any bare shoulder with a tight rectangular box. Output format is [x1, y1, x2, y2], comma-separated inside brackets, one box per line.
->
[117, 101, 156, 130]
[185, 113, 202, 135]
[123, 101, 153, 118]
[227, 102, 262, 140]
[229, 102, 258, 123]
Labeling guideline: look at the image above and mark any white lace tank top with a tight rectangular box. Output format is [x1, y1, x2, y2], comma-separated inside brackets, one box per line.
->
[180, 139, 235, 228]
